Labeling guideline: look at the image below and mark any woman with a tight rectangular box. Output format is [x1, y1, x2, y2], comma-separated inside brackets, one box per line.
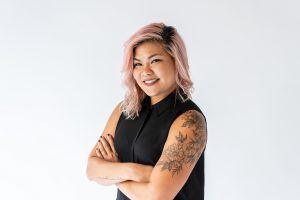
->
[86, 22, 207, 200]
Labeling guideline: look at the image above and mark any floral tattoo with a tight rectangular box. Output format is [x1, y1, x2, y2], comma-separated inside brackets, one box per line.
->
[157, 110, 207, 177]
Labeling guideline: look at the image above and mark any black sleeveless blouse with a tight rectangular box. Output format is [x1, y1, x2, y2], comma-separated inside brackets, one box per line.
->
[114, 89, 207, 200]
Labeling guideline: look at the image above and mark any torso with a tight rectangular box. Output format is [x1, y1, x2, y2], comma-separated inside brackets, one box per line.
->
[114, 89, 207, 200]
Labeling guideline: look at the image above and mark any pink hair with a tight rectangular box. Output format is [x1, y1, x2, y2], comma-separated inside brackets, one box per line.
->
[120, 22, 194, 119]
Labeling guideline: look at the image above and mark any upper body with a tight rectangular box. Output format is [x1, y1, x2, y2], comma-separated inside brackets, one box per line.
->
[87, 22, 208, 200]
[114, 88, 207, 200]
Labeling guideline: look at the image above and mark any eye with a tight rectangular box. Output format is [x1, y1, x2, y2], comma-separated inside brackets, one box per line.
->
[133, 63, 141, 68]
[151, 59, 161, 64]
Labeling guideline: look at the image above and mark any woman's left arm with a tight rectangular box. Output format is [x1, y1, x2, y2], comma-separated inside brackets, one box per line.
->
[115, 110, 207, 200]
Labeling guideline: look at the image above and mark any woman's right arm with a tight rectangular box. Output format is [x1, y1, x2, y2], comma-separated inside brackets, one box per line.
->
[86, 101, 153, 186]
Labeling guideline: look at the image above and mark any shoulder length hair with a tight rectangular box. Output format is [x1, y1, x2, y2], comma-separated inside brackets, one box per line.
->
[120, 22, 194, 120]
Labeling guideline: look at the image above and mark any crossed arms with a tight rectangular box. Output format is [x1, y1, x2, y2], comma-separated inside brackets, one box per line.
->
[86, 105, 207, 200]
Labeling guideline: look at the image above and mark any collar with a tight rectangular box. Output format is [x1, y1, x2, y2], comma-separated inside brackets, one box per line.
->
[141, 88, 186, 116]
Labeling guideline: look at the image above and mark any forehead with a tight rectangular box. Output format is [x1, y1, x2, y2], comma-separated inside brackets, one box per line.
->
[133, 41, 166, 57]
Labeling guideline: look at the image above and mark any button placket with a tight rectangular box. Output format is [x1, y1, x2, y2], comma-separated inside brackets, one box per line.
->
[130, 108, 152, 162]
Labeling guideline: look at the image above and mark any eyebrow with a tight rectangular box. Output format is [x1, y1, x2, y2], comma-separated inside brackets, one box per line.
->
[133, 54, 162, 62]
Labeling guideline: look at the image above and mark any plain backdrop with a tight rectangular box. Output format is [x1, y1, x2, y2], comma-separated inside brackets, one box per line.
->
[0, 0, 299, 199]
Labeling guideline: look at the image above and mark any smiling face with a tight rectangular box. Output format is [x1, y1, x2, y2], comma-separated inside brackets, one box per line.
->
[133, 41, 177, 105]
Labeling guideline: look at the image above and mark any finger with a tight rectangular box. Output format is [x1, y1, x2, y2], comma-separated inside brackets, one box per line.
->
[98, 139, 107, 156]
[100, 136, 113, 155]
[96, 148, 104, 159]
[105, 134, 117, 155]
[95, 148, 100, 157]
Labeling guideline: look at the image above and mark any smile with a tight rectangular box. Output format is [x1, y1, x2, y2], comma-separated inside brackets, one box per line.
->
[143, 79, 159, 86]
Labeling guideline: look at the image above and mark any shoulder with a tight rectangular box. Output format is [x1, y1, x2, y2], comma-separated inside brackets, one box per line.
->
[88, 101, 123, 158]
[113, 100, 123, 116]
[102, 100, 123, 138]
[171, 109, 207, 133]
[167, 109, 207, 155]
[174, 95, 206, 122]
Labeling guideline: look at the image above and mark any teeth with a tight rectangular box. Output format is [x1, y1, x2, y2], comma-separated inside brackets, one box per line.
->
[144, 79, 158, 84]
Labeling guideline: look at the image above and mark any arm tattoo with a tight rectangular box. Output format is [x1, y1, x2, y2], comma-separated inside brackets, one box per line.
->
[156, 110, 207, 177]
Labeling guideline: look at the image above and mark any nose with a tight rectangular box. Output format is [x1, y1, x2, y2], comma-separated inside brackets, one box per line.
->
[141, 64, 153, 76]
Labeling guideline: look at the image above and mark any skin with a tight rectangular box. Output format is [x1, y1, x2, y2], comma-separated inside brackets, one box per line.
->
[97, 40, 179, 165]
[96, 134, 119, 162]
[94, 41, 207, 199]
[95, 40, 179, 179]
[132, 41, 177, 105]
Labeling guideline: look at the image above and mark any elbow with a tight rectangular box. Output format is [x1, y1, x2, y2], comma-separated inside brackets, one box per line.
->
[86, 172, 93, 182]
[86, 167, 109, 186]
[92, 177, 115, 186]
[86, 161, 94, 181]
[148, 185, 174, 200]
[86, 157, 98, 181]
[86, 159, 112, 186]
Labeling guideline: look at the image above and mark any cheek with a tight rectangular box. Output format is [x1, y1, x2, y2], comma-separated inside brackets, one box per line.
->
[132, 71, 140, 83]
[158, 65, 176, 81]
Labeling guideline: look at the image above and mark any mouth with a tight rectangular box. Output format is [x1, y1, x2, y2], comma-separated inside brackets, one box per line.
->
[143, 78, 160, 86]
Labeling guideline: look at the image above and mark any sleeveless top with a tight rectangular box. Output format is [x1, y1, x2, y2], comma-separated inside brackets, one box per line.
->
[114, 88, 207, 200]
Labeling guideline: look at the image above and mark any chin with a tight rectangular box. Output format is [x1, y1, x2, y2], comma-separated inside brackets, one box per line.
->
[143, 91, 157, 97]
[142, 88, 160, 97]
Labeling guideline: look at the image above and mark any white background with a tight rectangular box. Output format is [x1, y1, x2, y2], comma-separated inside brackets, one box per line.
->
[0, 0, 299, 199]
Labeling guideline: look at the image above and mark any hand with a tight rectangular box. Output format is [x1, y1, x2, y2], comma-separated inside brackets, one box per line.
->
[96, 134, 120, 162]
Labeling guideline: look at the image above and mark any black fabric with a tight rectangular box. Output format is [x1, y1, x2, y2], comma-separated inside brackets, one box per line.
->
[114, 88, 207, 200]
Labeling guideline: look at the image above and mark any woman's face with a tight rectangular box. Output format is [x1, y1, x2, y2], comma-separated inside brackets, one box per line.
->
[133, 41, 177, 105]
